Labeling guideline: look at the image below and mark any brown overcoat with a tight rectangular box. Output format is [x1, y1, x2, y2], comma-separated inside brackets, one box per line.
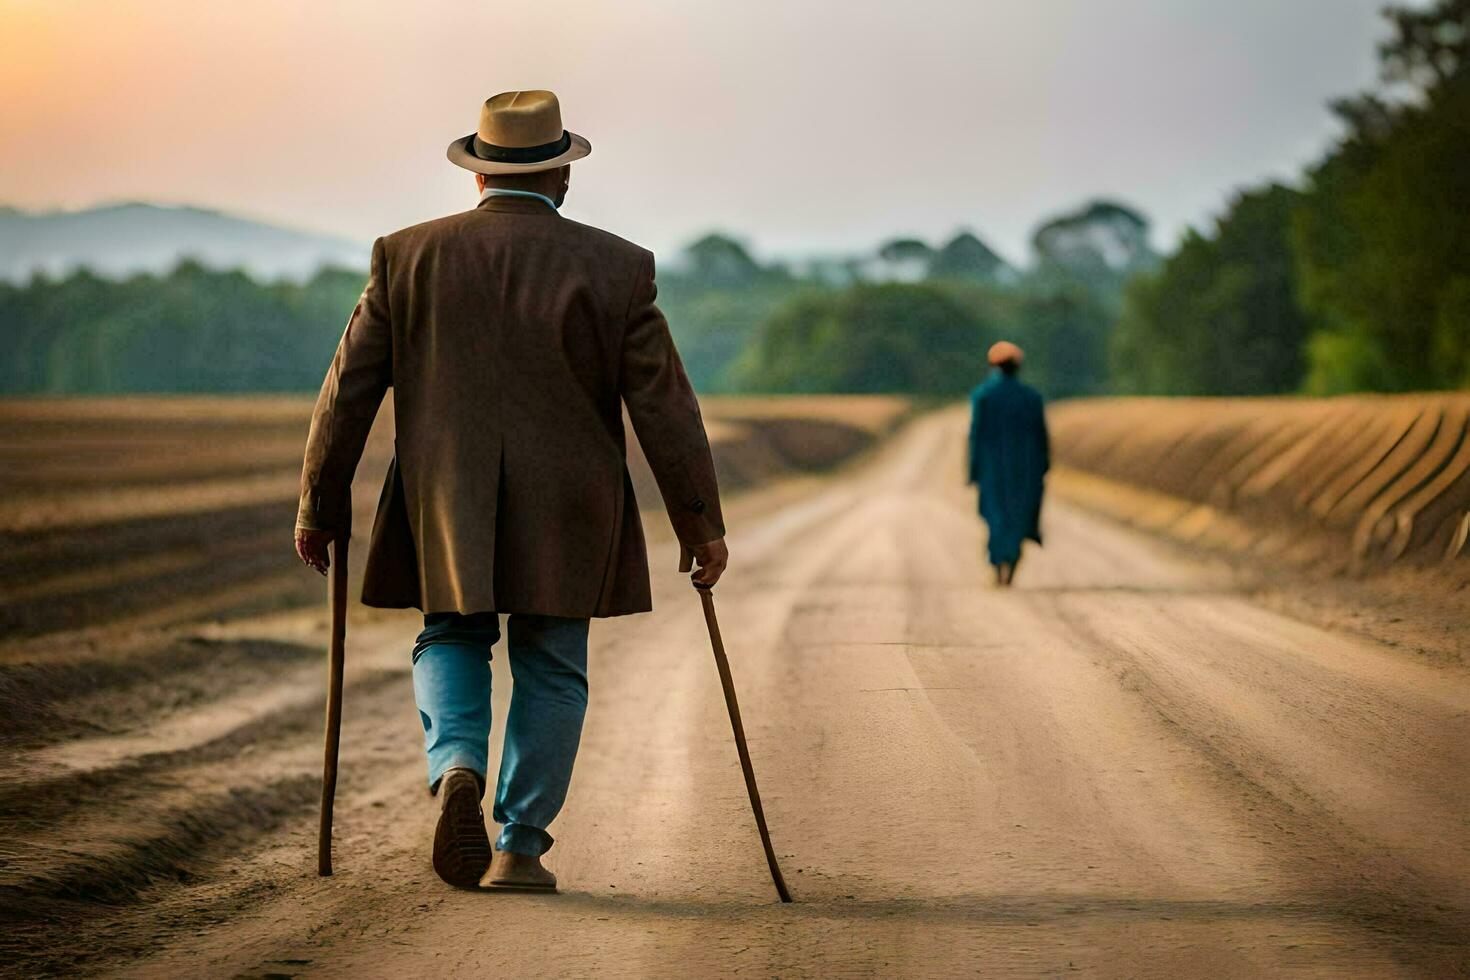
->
[296, 195, 725, 617]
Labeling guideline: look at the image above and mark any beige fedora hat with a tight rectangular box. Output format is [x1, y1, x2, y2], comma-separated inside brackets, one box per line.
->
[447, 90, 591, 175]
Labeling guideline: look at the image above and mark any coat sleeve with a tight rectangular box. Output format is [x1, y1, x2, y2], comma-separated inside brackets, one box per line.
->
[1036, 393, 1051, 476]
[296, 237, 393, 533]
[967, 390, 983, 485]
[619, 252, 726, 547]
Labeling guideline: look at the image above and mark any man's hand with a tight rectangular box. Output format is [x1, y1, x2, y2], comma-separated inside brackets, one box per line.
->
[679, 537, 728, 588]
[295, 527, 335, 576]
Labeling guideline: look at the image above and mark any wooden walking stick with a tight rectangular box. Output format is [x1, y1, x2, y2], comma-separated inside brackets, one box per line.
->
[317, 532, 349, 876]
[682, 549, 793, 903]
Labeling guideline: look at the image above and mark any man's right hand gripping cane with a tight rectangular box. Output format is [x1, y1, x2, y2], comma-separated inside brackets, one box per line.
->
[679, 538, 729, 587]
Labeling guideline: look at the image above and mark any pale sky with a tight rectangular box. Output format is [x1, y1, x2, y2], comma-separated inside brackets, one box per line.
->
[0, 0, 1404, 265]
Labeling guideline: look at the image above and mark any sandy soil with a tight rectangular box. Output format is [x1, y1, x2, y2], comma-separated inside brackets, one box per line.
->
[2, 407, 1467, 977]
[0, 394, 906, 639]
[1047, 393, 1470, 578]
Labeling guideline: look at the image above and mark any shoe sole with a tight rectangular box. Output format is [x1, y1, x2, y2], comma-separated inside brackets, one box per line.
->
[483, 880, 558, 893]
[432, 779, 491, 889]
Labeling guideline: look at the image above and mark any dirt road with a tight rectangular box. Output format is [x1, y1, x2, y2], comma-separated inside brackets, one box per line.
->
[6, 408, 1468, 977]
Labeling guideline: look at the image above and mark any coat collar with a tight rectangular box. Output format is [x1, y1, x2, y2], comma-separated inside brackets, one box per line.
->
[475, 194, 559, 216]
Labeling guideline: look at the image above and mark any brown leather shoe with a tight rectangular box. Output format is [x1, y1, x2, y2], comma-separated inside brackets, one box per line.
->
[432, 768, 491, 889]
[485, 848, 558, 892]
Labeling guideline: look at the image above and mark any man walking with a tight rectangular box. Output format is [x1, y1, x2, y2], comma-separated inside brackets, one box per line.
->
[293, 90, 728, 891]
[967, 341, 1048, 586]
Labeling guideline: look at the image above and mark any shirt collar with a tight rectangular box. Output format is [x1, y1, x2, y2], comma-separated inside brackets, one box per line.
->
[478, 187, 559, 211]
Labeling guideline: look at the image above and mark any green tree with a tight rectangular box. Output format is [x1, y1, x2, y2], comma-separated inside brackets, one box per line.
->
[1030, 199, 1157, 311]
[657, 280, 795, 392]
[877, 238, 934, 264]
[654, 233, 802, 392]
[680, 233, 764, 288]
[0, 260, 364, 394]
[1012, 285, 1112, 399]
[734, 283, 992, 394]
[1292, 0, 1470, 392]
[929, 231, 1008, 283]
[1111, 184, 1314, 395]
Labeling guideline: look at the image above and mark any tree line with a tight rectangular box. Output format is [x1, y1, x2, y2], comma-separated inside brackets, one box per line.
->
[0, 204, 1141, 400]
[737, 1, 1469, 399]
[0, 262, 365, 393]
[719, 199, 1152, 399]
[2, 3, 1462, 401]
[1112, 0, 1469, 396]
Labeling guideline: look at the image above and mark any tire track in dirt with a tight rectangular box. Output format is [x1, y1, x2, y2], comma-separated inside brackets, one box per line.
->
[0, 396, 911, 977]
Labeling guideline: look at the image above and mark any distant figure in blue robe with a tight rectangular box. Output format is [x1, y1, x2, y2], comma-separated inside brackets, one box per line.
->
[967, 341, 1049, 586]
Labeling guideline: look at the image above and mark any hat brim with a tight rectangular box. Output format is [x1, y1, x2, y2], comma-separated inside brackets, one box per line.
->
[446, 131, 591, 175]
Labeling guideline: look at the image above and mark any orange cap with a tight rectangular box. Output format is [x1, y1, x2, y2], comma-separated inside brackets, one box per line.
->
[988, 341, 1024, 366]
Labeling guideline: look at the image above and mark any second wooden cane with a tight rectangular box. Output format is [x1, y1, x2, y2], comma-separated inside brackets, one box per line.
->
[693, 581, 793, 903]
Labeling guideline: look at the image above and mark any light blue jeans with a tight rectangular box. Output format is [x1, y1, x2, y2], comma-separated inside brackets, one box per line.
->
[411, 611, 589, 856]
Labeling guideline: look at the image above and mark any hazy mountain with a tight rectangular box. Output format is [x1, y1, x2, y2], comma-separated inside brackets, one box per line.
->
[0, 202, 369, 282]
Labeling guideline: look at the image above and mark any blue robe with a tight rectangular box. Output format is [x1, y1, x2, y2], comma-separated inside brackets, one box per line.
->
[967, 372, 1049, 565]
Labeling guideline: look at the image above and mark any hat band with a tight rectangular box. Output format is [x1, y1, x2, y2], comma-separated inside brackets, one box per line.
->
[471, 130, 572, 164]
